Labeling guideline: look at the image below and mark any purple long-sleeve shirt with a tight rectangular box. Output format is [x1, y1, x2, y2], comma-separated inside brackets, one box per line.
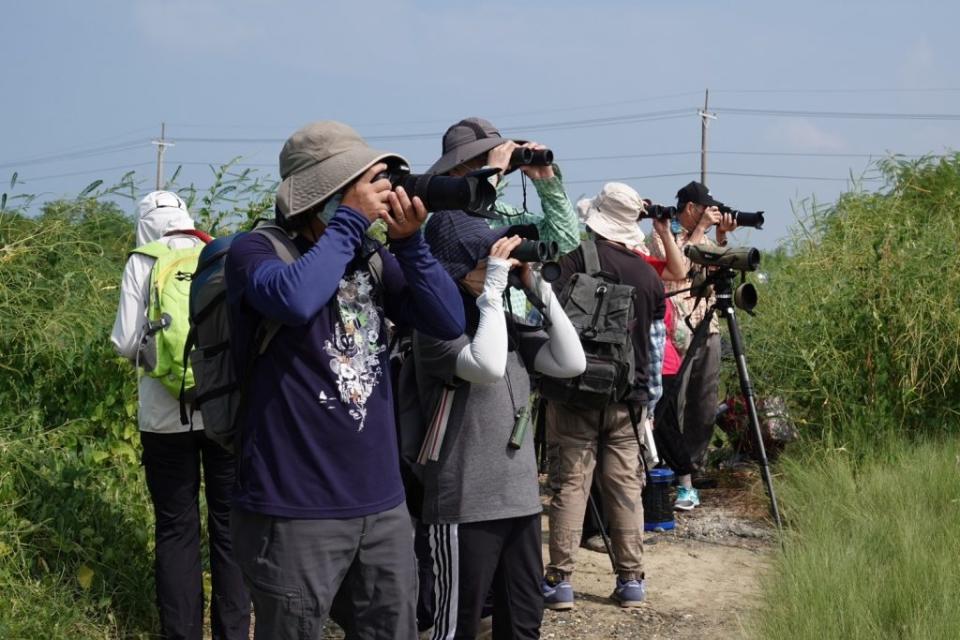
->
[225, 206, 464, 518]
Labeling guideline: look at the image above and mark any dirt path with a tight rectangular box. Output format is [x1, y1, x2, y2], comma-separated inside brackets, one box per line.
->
[539, 479, 774, 640]
[310, 472, 775, 640]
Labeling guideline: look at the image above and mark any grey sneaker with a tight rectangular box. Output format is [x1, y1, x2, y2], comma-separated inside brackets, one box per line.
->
[542, 575, 575, 610]
[611, 577, 647, 607]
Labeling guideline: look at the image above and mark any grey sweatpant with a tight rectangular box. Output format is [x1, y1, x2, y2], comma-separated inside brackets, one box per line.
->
[677, 332, 721, 468]
[231, 503, 417, 640]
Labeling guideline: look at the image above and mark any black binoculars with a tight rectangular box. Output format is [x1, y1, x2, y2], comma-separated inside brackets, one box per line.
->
[509, 148, 554, 168]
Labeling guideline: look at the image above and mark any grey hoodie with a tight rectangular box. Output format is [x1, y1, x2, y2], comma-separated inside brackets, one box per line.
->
[110, 191, 204, 433]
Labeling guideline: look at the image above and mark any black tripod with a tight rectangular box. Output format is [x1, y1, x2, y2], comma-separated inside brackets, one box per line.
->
[673, 268, 783, 531]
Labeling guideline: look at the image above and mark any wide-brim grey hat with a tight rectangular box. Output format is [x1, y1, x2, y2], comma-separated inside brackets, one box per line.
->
[276, 121, 406, 222]
[427, 117, 523, 175]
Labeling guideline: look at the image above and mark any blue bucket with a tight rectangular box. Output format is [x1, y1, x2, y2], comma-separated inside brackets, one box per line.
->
[642, 468, 676, 531]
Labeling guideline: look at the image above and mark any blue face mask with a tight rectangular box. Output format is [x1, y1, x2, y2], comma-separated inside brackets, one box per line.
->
[671, 217, 683, 235]
[318, 193, 343, 224]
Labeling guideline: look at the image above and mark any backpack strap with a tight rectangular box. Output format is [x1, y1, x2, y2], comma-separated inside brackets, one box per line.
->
[367, 252, 385, 291]
[129, 240, 171, 261]
[581, 240, 602, 277]
[252, 223, 301, 264]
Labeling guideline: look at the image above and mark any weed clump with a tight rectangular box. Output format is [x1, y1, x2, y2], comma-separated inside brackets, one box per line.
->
[744, 154, 960, 448]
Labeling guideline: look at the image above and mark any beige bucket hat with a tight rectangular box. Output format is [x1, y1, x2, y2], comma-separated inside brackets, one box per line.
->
[275, 121, 407, 223]
[577, 182, 647, 251]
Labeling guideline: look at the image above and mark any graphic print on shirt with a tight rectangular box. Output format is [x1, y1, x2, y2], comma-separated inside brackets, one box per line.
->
[319, 269, 384, 430]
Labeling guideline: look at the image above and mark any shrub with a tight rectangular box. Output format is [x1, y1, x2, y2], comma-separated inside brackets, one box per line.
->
[743, 154, 960, 447]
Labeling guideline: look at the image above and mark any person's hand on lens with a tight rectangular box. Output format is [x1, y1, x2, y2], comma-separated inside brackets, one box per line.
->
[382, 186, 428, 240]
[342, 163, 391, 224]
[717, 212, 738, 234]
[518, 141, 555, 180]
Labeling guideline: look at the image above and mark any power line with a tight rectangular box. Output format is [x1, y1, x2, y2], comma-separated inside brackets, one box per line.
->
[716, 107, 960, 121]
[173, 109, 696, 145]
[168, 149, 945, 171]
[21, 162, 153, 182]
[555, 170, 883, 186]
[712, 87, 960, 95]
[0, 139, 150, 170]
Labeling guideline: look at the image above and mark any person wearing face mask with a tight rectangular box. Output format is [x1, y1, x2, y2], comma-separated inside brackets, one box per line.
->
[428, 117, 581, 318]
[648, 181, 738, 510]
[224, 121, 465, 639]
[414, 210, 585, 640]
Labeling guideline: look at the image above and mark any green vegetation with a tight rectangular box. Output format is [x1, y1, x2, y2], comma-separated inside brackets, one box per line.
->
[749, 439, 960, 639]
[0, 165, 274, 638]
[744, 154, 960, 638]
[2, 153, 958, 637]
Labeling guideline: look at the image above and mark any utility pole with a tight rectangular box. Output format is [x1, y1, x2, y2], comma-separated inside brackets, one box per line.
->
[698, 89, 716, 185]
[152, 122, 173, 190]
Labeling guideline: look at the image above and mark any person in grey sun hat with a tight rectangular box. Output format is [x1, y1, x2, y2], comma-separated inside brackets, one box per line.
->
[428, 117, 581, 323]
[225, 120, 465, 640]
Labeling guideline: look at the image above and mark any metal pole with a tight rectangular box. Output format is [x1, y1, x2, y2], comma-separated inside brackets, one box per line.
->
[700, 89, 709, 184]
[153, 122, 170, 190]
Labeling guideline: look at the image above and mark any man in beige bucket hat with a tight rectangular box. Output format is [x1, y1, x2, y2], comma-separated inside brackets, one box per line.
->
[225, 121, 465, 639]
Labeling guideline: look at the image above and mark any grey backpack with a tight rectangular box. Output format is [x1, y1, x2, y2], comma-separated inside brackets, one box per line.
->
[539, 240, 637, 410]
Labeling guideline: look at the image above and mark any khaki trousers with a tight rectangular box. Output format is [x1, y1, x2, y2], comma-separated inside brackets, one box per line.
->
[545, 402, 645, 580]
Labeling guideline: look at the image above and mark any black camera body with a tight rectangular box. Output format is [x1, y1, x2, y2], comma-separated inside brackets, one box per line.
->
[375, 161, 498, 218]
[509, 148, 554, 169]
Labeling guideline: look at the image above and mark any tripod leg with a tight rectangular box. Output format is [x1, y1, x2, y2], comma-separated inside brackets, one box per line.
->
[587, 492, 617, 572]
[721, 305, 784, 531]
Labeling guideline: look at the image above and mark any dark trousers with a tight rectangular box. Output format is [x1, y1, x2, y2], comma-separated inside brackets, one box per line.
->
[232, 503, 417, 640]
[652, 375, 696, 477]
[678, 333, 721, 467]
[429, 514, 543, 640]
[140, 430, 250, 640]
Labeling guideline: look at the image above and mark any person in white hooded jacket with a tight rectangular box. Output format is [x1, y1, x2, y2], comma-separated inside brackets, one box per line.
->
[110, 191, 249, 640]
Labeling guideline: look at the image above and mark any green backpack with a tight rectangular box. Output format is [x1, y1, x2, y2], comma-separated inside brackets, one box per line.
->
[132, 237, 207, 398]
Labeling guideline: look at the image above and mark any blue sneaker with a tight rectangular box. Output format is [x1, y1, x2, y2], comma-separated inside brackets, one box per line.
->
[611, 577, 647, 607]
[674, 486, 701, 511]
[541, 575, 574, 610]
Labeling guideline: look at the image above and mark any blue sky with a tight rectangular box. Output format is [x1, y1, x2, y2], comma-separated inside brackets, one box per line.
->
[2, 0, 959, 249]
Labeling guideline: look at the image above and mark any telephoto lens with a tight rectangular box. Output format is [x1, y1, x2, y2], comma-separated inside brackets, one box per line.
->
[731, 210, 764, 229]
[375, 161, 498, 217]
[717, 205, 765, 229]
[509, 148, 554, 168]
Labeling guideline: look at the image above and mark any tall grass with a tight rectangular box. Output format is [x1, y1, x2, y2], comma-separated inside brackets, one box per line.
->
[743, 155, 960, 637]
[748, 438, 960, 639]
[744, 154, 960, 449]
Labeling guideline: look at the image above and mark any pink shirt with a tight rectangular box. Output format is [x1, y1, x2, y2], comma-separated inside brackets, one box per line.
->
[637, 253, 682, 376]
